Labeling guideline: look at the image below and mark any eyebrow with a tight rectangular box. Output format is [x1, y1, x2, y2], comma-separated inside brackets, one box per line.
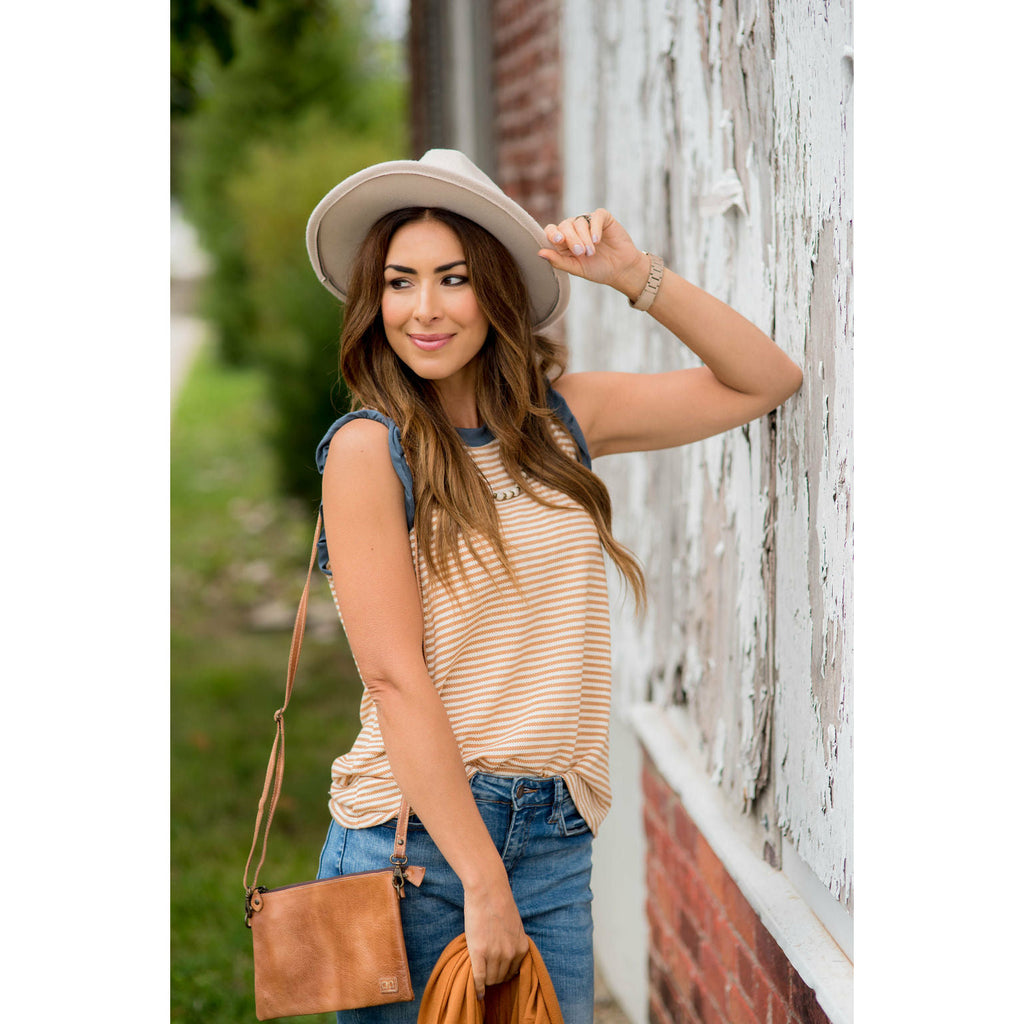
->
[383, 260, 468, 274]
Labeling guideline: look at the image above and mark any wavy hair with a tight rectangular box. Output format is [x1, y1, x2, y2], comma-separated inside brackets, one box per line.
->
[338, 206, 645, 611]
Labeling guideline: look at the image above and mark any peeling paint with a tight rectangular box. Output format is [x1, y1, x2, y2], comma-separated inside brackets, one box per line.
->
[766, 0, 854, 908]
[564, 0, 853, 912]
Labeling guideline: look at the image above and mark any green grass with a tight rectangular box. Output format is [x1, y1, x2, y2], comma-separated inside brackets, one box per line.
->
[171, 345, 363, 1023]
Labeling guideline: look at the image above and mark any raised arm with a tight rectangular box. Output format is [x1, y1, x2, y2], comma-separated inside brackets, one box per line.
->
[539, 209, 803, 457]
[321, 418, 527, 998]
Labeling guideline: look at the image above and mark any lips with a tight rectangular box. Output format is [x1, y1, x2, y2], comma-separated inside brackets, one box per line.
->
[408, 333, 454, 351]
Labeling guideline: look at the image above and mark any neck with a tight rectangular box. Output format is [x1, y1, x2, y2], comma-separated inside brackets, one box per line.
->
[434, 374, 481, 429]
[443, 400, 481, 430]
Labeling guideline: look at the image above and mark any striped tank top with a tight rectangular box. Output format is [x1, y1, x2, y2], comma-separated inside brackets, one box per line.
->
[314, 389, 613, 834]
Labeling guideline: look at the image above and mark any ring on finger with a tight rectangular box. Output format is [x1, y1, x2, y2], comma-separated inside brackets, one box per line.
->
[575, 214, 592, 228]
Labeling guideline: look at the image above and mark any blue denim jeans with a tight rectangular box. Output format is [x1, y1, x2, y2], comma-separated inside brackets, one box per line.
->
[316, 772, 595, 1024]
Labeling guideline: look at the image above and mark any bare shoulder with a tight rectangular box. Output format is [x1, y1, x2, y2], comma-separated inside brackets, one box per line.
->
[551, 371, 591, 403]
[325, 417, 391, 474]
[551, 371, 619, 440]
[326, 415, 389, 457]
[320, 417, 422, 656]
[323, 417, 403, 505]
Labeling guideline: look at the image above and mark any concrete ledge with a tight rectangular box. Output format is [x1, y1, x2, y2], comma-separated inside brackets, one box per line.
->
[631, 704, 853, 1024]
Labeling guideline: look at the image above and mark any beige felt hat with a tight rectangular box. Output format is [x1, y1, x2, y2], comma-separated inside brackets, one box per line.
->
[305, 149, 570, 331]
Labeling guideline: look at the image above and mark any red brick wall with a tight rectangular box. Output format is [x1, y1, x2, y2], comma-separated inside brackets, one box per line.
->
[491, 0, 563, 229]
[644, 755, 833, 1024]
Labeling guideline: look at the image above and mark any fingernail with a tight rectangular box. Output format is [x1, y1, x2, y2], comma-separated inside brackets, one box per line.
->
[573, 243, 584, 255]
[586, 244, 595, 256]
[553, 232, 564, 242]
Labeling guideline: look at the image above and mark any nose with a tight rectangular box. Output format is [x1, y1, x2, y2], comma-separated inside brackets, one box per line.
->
[414, 282, 441, 323]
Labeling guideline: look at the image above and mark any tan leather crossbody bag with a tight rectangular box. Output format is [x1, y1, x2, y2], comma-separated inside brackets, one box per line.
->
[242, 515, 425, 1020]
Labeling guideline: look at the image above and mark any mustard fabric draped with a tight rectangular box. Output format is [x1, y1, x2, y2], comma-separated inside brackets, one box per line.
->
[417, 934, 564, 1024]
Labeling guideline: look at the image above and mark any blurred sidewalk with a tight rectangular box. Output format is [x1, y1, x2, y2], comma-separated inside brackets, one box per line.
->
[170, 200, 210, 405]
[594, 971, 632, 1023]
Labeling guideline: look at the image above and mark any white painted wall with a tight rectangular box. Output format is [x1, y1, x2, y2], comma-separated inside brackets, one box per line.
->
[564, 0, 853, 1013]
[590, 712, 648, 1024]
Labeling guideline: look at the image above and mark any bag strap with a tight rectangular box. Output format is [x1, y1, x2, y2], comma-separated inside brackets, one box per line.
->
[243, 513, 411, 901]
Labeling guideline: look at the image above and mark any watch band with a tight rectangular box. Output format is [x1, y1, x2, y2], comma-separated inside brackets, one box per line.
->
[629, 252, 665, 312]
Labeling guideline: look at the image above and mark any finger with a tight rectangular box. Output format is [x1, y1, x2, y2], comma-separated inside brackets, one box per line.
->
[510, 949, 527, 979]
[557, 216, 592, 258]
[485, 953, 515, 987]
[472, 959, 486, 1001]
[572, 215, 597, 256]
[543, 223, 566, 247]
[537, 248, 580, 274]
[588, 208, 610, 246]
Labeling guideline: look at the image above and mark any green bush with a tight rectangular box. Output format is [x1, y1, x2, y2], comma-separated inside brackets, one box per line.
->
[226, 111, 404, 500]
[178, 0, 372, 362]
[174, 0, 408, 499]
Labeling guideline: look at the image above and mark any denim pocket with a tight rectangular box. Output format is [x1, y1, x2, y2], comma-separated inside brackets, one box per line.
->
[316, 819, 348, 879]
[558, 793, 592, 837]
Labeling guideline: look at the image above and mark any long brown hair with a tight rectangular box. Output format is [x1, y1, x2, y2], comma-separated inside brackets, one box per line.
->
[339, 206, 645, 611]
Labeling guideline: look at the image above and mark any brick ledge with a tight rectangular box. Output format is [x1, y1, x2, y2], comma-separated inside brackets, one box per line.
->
[630, 704, 853, 1024]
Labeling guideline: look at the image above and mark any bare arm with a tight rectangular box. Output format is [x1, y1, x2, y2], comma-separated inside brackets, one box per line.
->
[539, 210, 803, 457]
[321, 418, 527, 997]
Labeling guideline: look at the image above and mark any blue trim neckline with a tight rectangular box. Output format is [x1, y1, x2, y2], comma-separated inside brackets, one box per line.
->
[456, 424, 496, 447]
[313, 387, 591, 576]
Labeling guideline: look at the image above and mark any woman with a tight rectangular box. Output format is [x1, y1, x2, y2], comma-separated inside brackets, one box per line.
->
[305, 150, 802, 1023]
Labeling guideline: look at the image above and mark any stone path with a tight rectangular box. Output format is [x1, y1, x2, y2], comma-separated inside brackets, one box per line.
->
[170, 201, 210, 405]
[595, 969, 633, 1023]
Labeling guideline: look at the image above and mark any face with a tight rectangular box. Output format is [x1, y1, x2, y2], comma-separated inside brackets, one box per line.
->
[380, 218, 490, 397]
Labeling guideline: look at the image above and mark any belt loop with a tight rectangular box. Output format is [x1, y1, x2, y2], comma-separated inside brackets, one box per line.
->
[548, 776, 565, 828]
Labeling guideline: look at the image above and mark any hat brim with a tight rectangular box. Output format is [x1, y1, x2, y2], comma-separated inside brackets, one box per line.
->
[306, 161, 569, 331]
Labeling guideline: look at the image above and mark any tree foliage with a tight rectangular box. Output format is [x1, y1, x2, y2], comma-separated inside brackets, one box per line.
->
[173, 0, 407, 500]
[226, 113, 401, 499]
[171, 0, 260, 118]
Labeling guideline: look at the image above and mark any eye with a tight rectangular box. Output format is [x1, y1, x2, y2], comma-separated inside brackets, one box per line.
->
[441, 274, 469, 287]
[384, 277, 411, 290]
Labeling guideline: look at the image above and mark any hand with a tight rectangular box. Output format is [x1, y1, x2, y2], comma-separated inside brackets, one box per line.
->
[462, 876, 529, 1000]
[538, 209, 650, 301]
